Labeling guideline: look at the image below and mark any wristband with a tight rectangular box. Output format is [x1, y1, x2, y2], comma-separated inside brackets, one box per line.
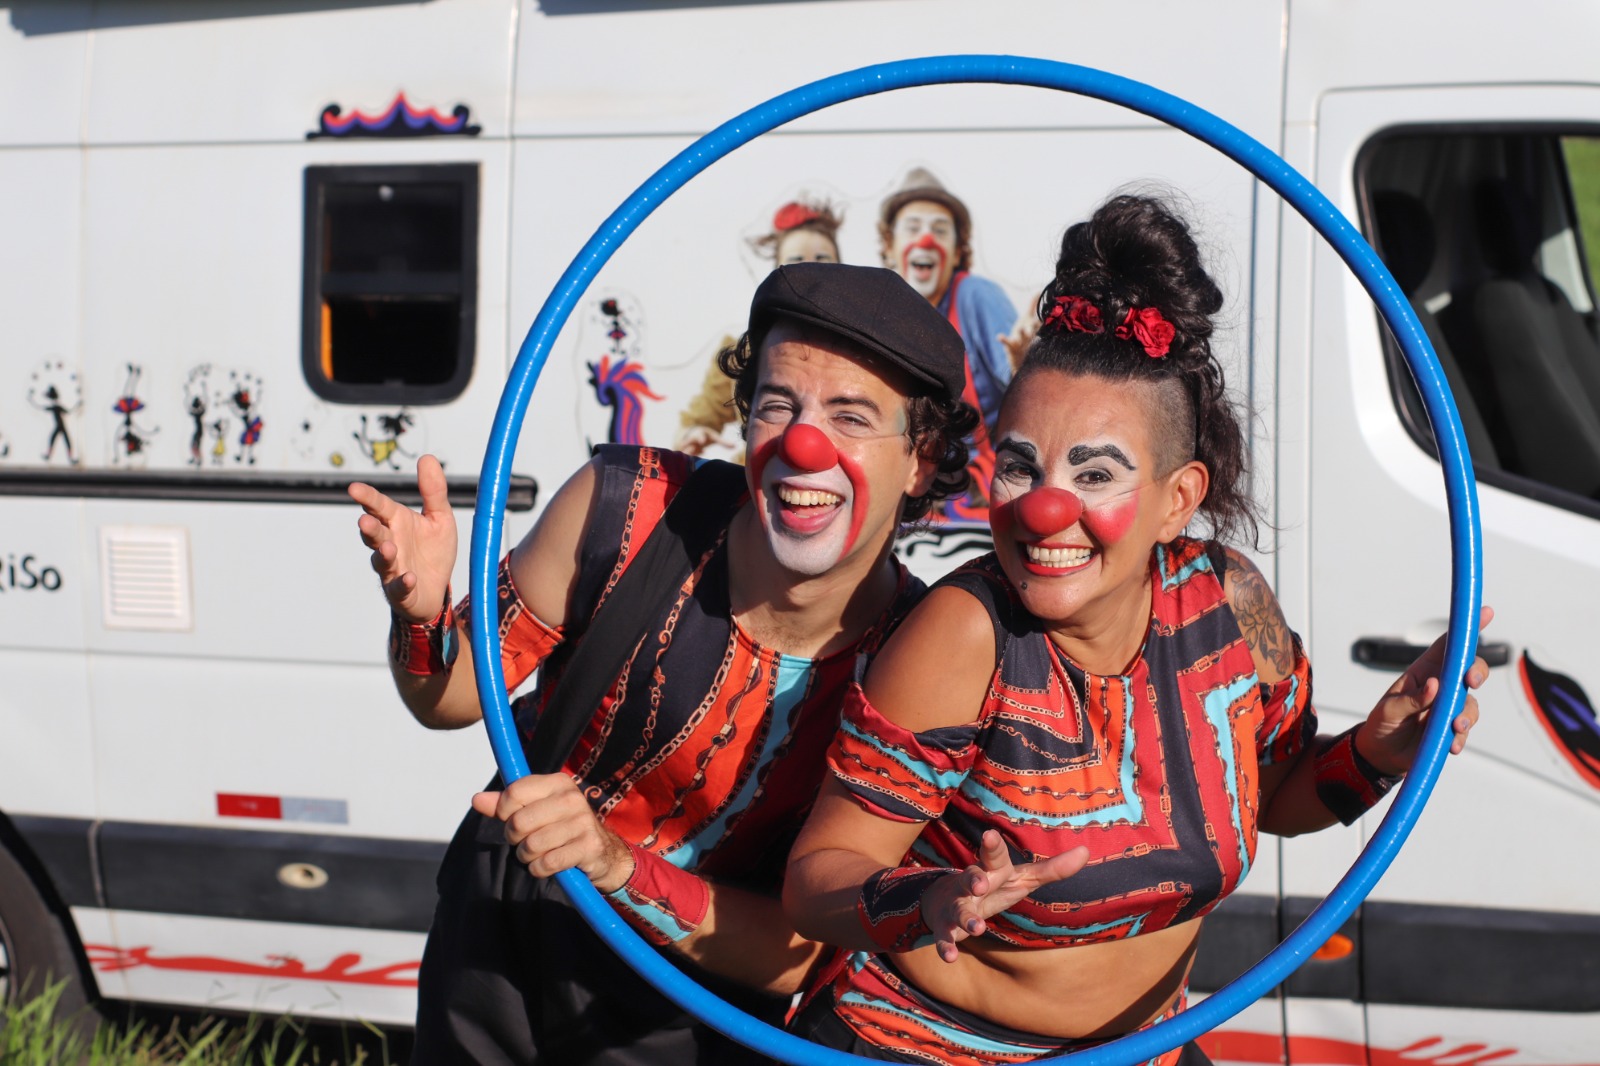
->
[1314, 724, 1404, 825]
[857, 866, 961, 953]
[387, 588, 459, 675]
[606, 843, 710, 947]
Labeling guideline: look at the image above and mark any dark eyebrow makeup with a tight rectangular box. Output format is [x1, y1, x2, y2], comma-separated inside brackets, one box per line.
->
[995, 438, 1038, 462]
[1068, 443, 1136, 470]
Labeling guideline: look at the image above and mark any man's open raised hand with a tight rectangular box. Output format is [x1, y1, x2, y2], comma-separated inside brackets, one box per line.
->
[349, 454, 458, 623]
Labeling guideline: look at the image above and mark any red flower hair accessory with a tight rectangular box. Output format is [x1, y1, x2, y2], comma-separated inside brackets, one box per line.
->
[772, 201, 822, 232]
[1115, 306, 1176, 358]
[1042, 295, 1104, 334]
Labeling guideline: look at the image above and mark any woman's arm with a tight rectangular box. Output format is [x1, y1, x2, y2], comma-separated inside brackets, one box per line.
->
[1219, 547, 1492, 833]
[785, 586, 1087, 962]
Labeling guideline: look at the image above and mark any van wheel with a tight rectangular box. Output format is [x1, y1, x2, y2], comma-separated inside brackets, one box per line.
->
[0, 840, 90, 1021]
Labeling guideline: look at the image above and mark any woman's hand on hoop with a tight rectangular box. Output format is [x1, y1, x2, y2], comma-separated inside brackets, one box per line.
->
[1358, 605, 1495, 776]
[349, 454, 458, 623]
[922, 830, 1088, 963]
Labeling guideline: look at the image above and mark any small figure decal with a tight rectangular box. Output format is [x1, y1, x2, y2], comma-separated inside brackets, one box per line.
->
[308, 92, 481, 139]
[586, 297, 663, 447]
[227, 371, 263, 465]
[111, 363, 159, 466]
[353, 410, 416, 470]
[28, 360, 81, 466]
[183, 364, 214, 468]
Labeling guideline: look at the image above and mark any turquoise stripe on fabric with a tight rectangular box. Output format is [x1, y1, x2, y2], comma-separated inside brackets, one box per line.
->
[606, 885, 694, 943]
[838, 718, 973, 792]
[1202, 673, 1256, 877]
[665, 652, 813, 870]
[837, 992, 1053, 1056]
[1000, 908, 1146, 940]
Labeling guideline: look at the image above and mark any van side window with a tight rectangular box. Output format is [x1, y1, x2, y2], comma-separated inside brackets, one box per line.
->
[301, 164, 479, 404]
[1361, 130, 1600, 516]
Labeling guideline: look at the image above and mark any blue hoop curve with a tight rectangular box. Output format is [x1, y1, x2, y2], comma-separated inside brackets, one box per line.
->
[469, 55, 1482, 1065]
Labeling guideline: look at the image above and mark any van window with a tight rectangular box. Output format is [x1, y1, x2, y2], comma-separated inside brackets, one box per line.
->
[301, 164, 479, 404]
[1360, 129, 1600, 516]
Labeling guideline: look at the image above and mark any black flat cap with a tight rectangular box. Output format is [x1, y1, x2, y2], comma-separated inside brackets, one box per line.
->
[748, 262, 967, 403]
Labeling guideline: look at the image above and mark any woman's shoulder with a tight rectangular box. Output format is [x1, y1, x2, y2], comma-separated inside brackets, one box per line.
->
[861, 579, 1001, 734]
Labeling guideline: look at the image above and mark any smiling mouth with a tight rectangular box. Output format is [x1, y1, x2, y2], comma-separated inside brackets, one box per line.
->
[1023, 544, 1093, 569]
[906, 251, 940, 277]
[777, 486, 843, 508]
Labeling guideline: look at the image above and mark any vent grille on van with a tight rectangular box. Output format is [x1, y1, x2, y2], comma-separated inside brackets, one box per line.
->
[99, 526, 193, 632]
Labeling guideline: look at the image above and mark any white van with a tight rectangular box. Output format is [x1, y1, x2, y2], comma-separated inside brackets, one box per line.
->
[2, 1, 1596, 1060]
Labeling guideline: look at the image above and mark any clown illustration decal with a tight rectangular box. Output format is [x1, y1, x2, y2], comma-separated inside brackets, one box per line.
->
[583, 296, 663, 448]
[353, 410, 417, 469]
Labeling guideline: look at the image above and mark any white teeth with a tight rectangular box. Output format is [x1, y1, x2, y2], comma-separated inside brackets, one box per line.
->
[1025, 545, 1092, 566]
[777, 486, 843, 507]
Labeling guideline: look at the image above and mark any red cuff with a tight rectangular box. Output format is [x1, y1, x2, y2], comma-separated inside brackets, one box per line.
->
[605, 844, 710, 946]
[388, 589, 456, 675]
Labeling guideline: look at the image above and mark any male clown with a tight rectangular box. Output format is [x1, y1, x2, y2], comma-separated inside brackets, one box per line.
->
[879, 167, 1018, 520]
[350, 263, 976, 1065]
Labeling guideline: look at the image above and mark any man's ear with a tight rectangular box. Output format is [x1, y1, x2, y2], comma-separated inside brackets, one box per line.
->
[1155, 460, 1209, 542]
[904, 434, 941, 500]
[877, 223, 894, 269]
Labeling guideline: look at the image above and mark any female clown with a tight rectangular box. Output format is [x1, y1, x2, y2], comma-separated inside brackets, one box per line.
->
[783, 194, 1492, 1065]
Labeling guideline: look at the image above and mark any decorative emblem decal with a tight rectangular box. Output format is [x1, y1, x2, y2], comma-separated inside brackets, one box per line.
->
[308, 93, 481, 138]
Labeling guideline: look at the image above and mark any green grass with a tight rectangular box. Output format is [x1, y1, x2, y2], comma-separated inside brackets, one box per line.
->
[1562, 136, 1600, 296]
[0, 982, 401, 1066]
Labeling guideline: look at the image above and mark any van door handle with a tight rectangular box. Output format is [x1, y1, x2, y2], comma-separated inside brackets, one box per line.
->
[1351, 638, 1510, 670]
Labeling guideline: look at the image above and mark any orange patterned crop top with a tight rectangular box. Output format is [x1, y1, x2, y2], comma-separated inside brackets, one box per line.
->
[826, 538, 1316, 948]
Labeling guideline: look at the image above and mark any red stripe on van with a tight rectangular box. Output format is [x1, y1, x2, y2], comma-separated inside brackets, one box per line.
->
[216, 793, 283, 819]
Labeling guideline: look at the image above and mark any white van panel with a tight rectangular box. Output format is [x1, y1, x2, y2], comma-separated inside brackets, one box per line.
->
[512, 0, 1287, 141]
[0, 3, 91, 147]
[77, 908, 423, 1025]
[82, 0, 516, 147]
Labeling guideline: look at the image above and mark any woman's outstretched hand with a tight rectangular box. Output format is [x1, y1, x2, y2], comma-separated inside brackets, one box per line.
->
[1358, 606, 1495, 776]
[922, 830, 1089, 963]
[349, 454, 458, 623]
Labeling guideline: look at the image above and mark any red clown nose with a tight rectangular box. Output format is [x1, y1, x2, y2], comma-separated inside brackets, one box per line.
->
[778, 423, 838, 473]
[1013, 487, 1084, 537]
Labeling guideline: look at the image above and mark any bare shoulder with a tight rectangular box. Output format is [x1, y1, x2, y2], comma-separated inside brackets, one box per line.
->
[1219, 545, 1294, 684]
[506, 455, 606, 629]
[862, 583, 997, 734]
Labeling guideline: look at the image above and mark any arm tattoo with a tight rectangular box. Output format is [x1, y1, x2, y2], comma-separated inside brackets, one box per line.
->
[1224, 548, 1294, 677]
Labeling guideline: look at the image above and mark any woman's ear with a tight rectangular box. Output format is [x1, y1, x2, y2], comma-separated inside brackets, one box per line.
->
[1156, 460, 1209, 542]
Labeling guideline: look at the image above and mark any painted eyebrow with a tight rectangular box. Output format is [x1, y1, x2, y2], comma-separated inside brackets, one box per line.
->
[994, 438, 1038, 462]
[1068, 443, 1136, 470]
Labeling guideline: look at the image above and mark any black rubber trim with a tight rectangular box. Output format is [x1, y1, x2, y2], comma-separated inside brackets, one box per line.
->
[0, 469, 537, 512]
[9, 816, 100, 909]
[98, 822, 446, 933]
[1363, 900, 1600, 1012]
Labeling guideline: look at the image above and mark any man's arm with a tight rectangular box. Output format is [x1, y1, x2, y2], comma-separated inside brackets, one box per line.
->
[349, 454, 601, 729]
[955, 274, 1017, 432]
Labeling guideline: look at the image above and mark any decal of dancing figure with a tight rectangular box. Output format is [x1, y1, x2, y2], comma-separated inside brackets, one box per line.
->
[183, 364, 214, 467]
[228, 372, 263, 465]
[111, 363, 159, 465]
[28, 361, 81, 466]
[353, 411, 416, 469]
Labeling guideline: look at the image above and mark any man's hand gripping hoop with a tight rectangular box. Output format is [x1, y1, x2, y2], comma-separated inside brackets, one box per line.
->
[468, 56, 1485, 1065]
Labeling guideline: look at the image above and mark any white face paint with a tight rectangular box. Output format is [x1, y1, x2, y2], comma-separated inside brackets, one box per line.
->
[886, 200, 959, 302]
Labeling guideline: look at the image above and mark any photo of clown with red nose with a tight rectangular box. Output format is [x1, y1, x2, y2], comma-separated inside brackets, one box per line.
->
[879, 168, 1018, 523]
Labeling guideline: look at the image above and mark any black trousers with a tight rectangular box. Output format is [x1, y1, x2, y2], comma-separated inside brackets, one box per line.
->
[412, 806, 788, 1066]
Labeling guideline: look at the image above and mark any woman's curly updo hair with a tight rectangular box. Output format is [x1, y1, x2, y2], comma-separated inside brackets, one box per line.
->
[717, 325, 977, 525]
[1016, 193, 1261, 548]
[747, 198, 844, 263]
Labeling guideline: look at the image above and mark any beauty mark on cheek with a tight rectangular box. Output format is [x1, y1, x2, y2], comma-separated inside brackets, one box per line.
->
[1081, 488, 1140, 545]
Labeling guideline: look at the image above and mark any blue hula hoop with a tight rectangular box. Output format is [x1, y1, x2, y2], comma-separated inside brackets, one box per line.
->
[469, 55, 1483, 1065]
